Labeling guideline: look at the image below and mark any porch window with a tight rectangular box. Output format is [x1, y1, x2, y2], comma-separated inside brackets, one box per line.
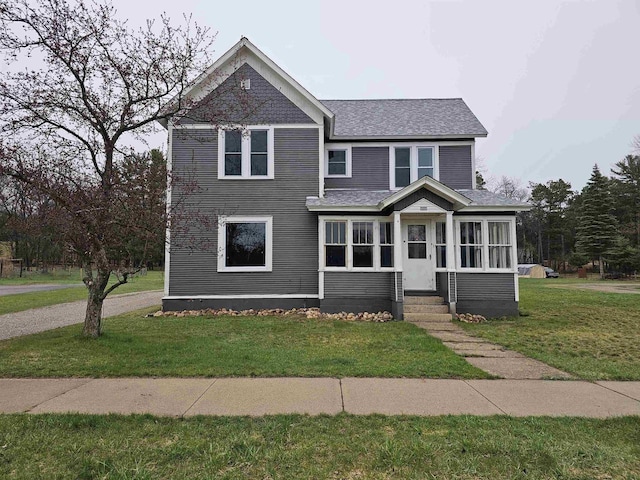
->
[352, 221, 374, 268]
[325, 221, 347, 267]
[459, 221, 483, 268]
[435, 221, 446, 268]
[380, 222, 394, 268]
[488, 221, 512, 268]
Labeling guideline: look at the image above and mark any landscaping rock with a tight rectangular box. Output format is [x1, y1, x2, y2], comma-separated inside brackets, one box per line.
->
[152, 307, 395, 322]
[456, 313, 487, 323]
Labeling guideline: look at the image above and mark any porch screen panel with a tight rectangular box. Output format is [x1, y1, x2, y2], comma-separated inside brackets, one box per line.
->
[352, 221, 374, 268]
[459, 221, 482, 268]
[488, 221, 512, 268]
[325, 221, 346, 267]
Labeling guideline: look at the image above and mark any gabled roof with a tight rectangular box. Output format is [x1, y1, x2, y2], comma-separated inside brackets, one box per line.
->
[321, 99, 488, 139]
[160, 37, 334, 128]
[306, 182, 530, 213]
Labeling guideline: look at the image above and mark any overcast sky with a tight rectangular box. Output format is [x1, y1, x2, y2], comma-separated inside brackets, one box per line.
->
[127, 0, 639, 191]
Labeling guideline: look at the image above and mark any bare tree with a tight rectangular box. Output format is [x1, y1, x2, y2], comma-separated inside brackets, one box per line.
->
[632, 134, 640, 155]
[0, 0, 229, 337]
[490, 175, 529, 202]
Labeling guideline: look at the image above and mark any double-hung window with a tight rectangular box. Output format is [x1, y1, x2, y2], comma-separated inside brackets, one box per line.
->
[219, 127, 274, 179]
[352, 221, 374, 268]
[391, 146, 437, 189]
[459, 221, 483, 268]
[488, 221, 512, 269]
[218, 216, 273, 272]
[324, 145, 352, 177]
[325, 221, 347, 267]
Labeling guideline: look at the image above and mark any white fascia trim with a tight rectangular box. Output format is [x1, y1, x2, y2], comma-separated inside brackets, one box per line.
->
[164, 123, 173, 296]
[307, 205, 379, 212]
[174, 123, 322, 130]
[164, 294, 320, 300]
[328, 134, 487, 141]
[324, 143, 352, 178]
[379, 176, 471, 210]
[161, 37, 333, 126]
[217, 215, 273, 272]
[218, 127, 275, 180]
[458, 205, 531, 212]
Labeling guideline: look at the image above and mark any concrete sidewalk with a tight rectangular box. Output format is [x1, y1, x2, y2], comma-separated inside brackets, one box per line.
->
[1, 377, 638, 418]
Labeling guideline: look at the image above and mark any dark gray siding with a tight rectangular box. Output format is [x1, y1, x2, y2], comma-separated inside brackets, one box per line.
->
[436, 272, 448, 300]
[169, 128, 319, 296]
[181, 63, 314, 125]
[456, 273, 515, 300]
[439, 145, 473, 189]
[325, 147, 389, 189]
[391, 189, 453, 212]
[324, 271, 394, 298]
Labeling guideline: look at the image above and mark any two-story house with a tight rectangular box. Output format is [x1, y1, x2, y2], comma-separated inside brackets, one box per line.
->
[162, 38, 529, 319]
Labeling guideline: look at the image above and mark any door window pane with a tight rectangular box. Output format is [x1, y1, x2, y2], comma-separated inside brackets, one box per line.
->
[408, 243, 427, 259]
[408, 225, 426, 242]
[225, 222, 266, 267]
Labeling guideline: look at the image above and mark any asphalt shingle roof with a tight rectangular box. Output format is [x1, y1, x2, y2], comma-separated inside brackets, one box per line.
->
[306, 189, 528, 209]
[320, 99, 488, 138]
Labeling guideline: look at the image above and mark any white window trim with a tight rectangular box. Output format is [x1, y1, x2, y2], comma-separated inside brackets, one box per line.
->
[217, 215, 273, 272]
[218, 126, 275, 180]
[434, 220, 447, 272]
[324, 143, 352, 178]
[320, 216, 395, 272]
[390, 144, 440, 190]
[454, 216, 517, 273]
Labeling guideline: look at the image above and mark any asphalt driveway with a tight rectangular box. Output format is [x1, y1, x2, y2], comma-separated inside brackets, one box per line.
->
[0, 284, 83, 296]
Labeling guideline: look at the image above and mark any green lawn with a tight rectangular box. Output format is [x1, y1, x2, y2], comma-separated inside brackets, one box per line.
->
[461, 278, 640, 380]
[0, 309, 486, 378]
[0, 271, 163, 315]
[0, 267, 86, 285]
[1, 414, 638, 479]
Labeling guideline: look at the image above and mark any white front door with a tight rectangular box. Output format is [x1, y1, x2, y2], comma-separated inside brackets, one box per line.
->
[402, 220, 436, 291]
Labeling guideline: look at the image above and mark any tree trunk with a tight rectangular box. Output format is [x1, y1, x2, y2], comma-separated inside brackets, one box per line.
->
[599, 255, 605, 280]
[81, 261, 110, 338]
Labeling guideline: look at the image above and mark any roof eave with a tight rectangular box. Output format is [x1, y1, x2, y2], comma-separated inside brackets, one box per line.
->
[379, 177, 472, 211]
[327, 133, 487, 141]
[458, 205, 532, 213]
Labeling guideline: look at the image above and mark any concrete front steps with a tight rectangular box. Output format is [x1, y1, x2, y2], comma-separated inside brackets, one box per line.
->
[403, 296, 452, 322]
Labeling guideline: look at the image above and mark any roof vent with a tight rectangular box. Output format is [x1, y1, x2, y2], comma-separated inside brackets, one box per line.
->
[240, 79, 251, 90]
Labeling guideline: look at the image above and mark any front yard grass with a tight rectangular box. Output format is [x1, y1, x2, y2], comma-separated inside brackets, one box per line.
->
[0, 309, 486, 378]
[460, 278, 640, 380]
[0, 270, 163, 315]
[1, 413, 638, 479]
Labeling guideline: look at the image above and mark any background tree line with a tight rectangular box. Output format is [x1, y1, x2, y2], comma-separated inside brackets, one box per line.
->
[479, 135, 640, 278]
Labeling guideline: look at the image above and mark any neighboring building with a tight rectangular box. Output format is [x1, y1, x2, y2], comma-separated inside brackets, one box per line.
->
[162, 38, 529, 319]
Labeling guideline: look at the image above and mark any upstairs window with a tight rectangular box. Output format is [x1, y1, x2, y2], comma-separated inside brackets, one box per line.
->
[325, 145, 352, 178]
[219, 127, 274, 179]
[391, 145, 437, 189]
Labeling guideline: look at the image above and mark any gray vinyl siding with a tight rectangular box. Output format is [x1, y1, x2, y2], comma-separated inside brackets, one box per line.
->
[456, 273, 515, 300]
[181, 63, 315, 125]
[325, 147, 389, 189]
[391, 189, 453, 212]
[439, 145, 473, 189]
[169, 128, 319, 296]
[324, 271, 395, 299]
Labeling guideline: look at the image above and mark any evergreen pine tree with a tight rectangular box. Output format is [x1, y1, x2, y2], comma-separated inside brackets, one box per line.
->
[575, 165, 618, 279]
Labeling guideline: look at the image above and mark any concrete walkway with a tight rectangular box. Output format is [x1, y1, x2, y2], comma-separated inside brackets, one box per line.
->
[0, 290, 163, 340]
[410, 320, 572, 379]
[0, 377, 638, 418]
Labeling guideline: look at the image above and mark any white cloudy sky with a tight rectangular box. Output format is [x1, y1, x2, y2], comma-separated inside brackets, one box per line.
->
[124, 0, 639, 191]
